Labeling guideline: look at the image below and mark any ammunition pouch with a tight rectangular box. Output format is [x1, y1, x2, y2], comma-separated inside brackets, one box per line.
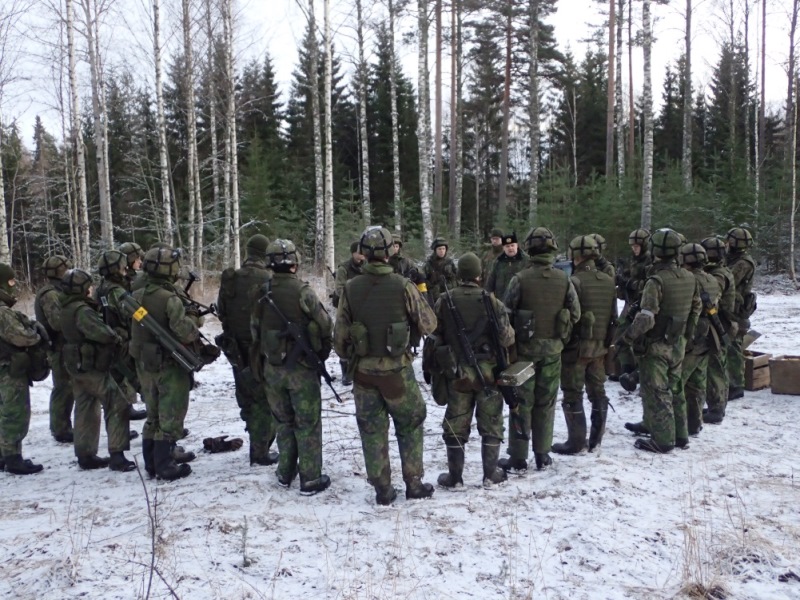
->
[27, 344, 51, 382]
[140, 342, 165, 373]
[350, 322, 370, 357]
[386, 321, 410, 357]
[434, 345, 459, 378]
[514, 310, 535, 345]
[579, 311, 595, 341]
[556, 308, 573, 342]
[263, 330, 287, 366]
[307, 321, 323, 354]
[694, 317, 710, 345]
[430, 373, 449, 406]
[743, 292, 757, 317]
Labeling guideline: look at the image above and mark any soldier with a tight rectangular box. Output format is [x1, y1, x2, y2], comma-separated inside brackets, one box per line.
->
[432, 252, 513, 488]
[615, 228, 651, 382]
[423, 237, 457, 302]
[130, 247, 200, 480]
[481, 228, 504, 280]
[622, 229, 701, 453]
[388, 234, 418, 280]
[725, 227, 756, 401]
[701, 236, 736, 423]
[485, 232, 527, 301]
[500, 227, 581, 472]
[216, 234, 278, 466]
[60, 268, 135, 472]
[334, 226, 437, 505]
[0, 263, 48, 474]
[119, 242, 145, 291]
[34, 255, 75, 443]
[678, 243, 722, 436]
[590, 233, 615, 278]
[553, 235, 616, 455]
[251, 239, 332, 495]
[333, 241, 365, 386]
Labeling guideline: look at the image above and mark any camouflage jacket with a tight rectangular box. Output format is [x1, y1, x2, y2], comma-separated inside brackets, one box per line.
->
[480, 245, 504, 281]
[0, 303, 41, 352]
[423, 254, 458, 298]
[335, 258, 364, 298]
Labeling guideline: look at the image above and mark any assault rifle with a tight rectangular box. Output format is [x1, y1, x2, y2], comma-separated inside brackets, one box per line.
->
[98, 294, 139, 385]
[481, 290, 528, 441]
[700, 291, 731, 348]
[183, 271, 218, 317]
[121, 293, 205, 373]
[258, 282, 343, 404]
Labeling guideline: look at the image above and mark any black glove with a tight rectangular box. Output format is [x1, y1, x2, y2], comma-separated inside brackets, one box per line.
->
[203, 435, 244, 453]
[199, 343, 221, 365]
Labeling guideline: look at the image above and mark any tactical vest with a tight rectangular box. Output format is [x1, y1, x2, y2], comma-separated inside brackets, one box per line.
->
[256, 275, 310, 363]
[61, 295, 113, 372]
[573, 266, 615, 342]
[426, 256, 455, 293]
[340, 259, 363, 281]
[517, 265, 569, 339]
[596, 257, 615, 278]
[220, 262, 271, 342]
[0, 306, 29, 360]
[94, 278, 126, 331]
[729, 252, 756, 296]
[347, 271, 408, 357]
[490, 255, 527, 299]
[647, 265, 696, 340]
[706, 263, 736, 325]
[129, 283, 174, 360]
[441, 286, 492, 361]
[34, 283, 60, 342]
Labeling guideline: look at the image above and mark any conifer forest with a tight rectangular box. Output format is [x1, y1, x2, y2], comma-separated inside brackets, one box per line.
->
[1, 0, 798, 280]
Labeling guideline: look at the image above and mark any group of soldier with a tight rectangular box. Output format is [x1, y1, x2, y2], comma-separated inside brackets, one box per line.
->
[0, 221, 757, 507]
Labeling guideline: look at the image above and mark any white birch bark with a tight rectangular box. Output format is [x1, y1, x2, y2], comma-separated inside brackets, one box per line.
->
[323, 0, 334, 273]
[307, 0, 324, 271]
[606, 0, 616, 179]
[182, 0, 203, 269]
[205, 0, 220, 226]
[355, 0, 371, 224]
[681, 0, 693, 194]
[528, 0, 540, 223]
[0, 113, 6, 263]
[498, 4, 512, 224]
[389, 0, 402, 231]
[222, 0, 240, 268]
[641, 0, 653, 229]
[418, 0, 433, 249]
[68, 0, 90, 266]
[153, 0, 173, 244]
[433, 0, 442, 232]
[448, 0, 463, 240]
[615, 0, 625, 181]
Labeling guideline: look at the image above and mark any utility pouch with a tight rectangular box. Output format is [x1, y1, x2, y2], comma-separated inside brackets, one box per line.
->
[8, 352, 31, 378]
[140, 342, 164, 372]
[307, 321, 323, 354]
[695, 318, 710, 344]
[664, 317, 687, 345]
[579, 311, 596, 340]
[430, 373, 449, 406]
[94, 345, 113, 372]
[514, 310, 535, 344]
[434, 344, 458, 378]
[79, 343, 97, 372]
[743, 292, 757, 317]
[350, 322, 370, 357]
[27, 345, 50, 382]
[263, 330, 287, 366]
[386, 321, 410, 357]
[556, 308, 572, 341]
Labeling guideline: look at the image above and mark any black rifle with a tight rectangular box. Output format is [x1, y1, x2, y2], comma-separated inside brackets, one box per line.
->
[481, 290, 528, 441]
[121, 293, 205, 373]
[700, 291, 731, 348]
[258, 283, 343, 404]
[183, 271, 218, 317]
[98, 294, 139, 385]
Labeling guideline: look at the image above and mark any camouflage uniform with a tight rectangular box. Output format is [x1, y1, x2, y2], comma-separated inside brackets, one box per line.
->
[480, 227, 505, 281]
[624, 230, 701, 453]
[60, 269, 134, 470]
[485, 250, 528, 301]
[501, 228, 581, 471]
[335, 227, 437, 504]
[423, 238, 458, 303]
[388, 235, 418, 280]
[217, 235, 277, 465]
[615, 229, 652, 375]
[333, 249, 364, 386]
[725, 228, 756, 398]
[34, 256, 74, 441]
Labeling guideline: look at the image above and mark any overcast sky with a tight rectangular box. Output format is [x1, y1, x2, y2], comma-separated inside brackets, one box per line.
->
[3, 0, 796, 145]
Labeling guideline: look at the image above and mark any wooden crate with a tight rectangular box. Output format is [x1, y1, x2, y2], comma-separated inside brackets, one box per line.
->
[769, 355, 800, 395]
[745, 351, 771, 391]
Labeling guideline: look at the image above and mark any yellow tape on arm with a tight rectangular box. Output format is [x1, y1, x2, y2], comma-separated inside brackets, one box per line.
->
[133, 307, 148, 322]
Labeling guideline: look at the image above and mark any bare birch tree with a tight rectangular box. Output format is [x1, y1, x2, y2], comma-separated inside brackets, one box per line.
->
[615, 0, 625, 181]
[528, 0, 540, 222]
[497, 1, 512, 225]
[433, 0, 442, 233]
[355, 0, 371, 224]
[182, 0, 203, 270]
[389, 0, 402, 231]
[788, 0, 799, 280]
[682, 0, 693, 193]
[322, 0, 334, 272]
[418, 0, 433, 248]
[448, 0, 463, 240]
[627, 0, 635, 161]
[205, 0, 220, 225]
[605, 0, 616, 179]
[152, 0, 172, 244]
[221, 0, 240, 268]
[641, 0, 653, 228]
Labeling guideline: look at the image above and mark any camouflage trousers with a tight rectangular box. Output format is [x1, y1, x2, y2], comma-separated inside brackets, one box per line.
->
[680, 352, 708, 435]
[48, 349, 75, 437]
[441, 365, 504, 447]
[726, 332, 745, 391]
[706, 348, 728, 417]
[71, 370, 131, 457]
[0, 366, 31, 457]
[137, 362, 191, 443]
[232, 363, 276, 460]
[353, 365, 427, 488]
[263, 363, 322, 482]
[560, 354, 609, 426]
[639, 339, 687, 447]
[507, 352, 560, 459]
[615, 314, 636, 373]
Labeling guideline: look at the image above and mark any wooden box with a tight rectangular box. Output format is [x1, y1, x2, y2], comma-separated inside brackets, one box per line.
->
[745, 351, 771, 391]
[768, 355, 800, 395]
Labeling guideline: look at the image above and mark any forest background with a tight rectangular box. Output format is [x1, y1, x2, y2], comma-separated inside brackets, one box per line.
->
[1, 0, 799, 284]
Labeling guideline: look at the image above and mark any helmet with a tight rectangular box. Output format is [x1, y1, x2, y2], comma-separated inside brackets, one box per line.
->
[589, 233, 607, 254]
[568, 235, 599, 260]
[680, 243, 707, 266]
[118, 242, 144, 268]
[727, 227, 754, 250]
[61, 268, 93, 295]
[431, 237, 448, 251]
[701, 236, 727, 263]
[97, 250, 127, 278]
[0, 263, 18, 306]
[629, 228, 650, 247]
[359, 227, 396, 260]
[524, 226, 558, 254]
[246, 234, 270, 259]
[143, 246, 182, 280]
[490, 227, 504, 238]
[649, 228, 683, 259]
[266, 239, 299, 268]
[42, 255, 72, 280]
[457, 252, 482, 280]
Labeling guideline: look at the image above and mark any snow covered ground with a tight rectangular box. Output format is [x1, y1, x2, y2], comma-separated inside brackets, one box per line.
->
[1, 291, 799, 600]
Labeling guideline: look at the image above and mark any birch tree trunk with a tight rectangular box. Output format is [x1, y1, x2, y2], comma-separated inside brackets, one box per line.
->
[306, 0, 324, 271]
[433, 0, 442, 233]
[418, 0, 433, 249]
[744, 3, 752, 182]
[0, 113, 7, 263]
[606, 0, 616, 179]
[448, 0, 463, 240]
[792, 81, 797, 282]
[153, 0, 173, 244]
[787, 0, 798, 279]
[757, 0, 766, 217]
[389, 0, 402, 231]
[182, 0, 201, 267]
[681, 0, 693, 194]
[615, 0, 625, 182]
[68, 0, 90, 266]
[222, 0, 240, 268]
[528, 0, 540, 222]
[323, 0, 334, 272]
[497, 3, 512, 225]
[641, 0, 653, 229]
[355, 0, 371, 224]
[205, 0, 220, 226]
[627, 0, 635, 162]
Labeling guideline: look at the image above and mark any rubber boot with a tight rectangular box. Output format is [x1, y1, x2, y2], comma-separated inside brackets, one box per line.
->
[405, 477, 434, 500]
[129, 404, 147, 421]
[129, 429, 139, 441]
[634, 438, 674, 453]
[276, 466, 297, 488]
[498, 457, 528, 473]
[728, 387, 744, 401]
[4, 454, 43, 475]
[300, 474, 331, 496]
[142, 438, 156, 477]
[250, 444, 279, 466]
[624, 421, 650, 435]
[340, 359, 352, 387]
[704, 411, 724, 424]
[0, 455, 4, 471]
[375, 485, 398, 506]
[78, 455, 110, 470]
[588, 399, 609, 451]
[535, 453, 552, 470]
[437, 446, 465, 488]
[619, 370, 640, 392]
[154, 440, 192, 481]
[171, 444, 196, 464]
[481, 441, 507, 487]
[109, 451, 136, 472]
[552, 403, 587, 455]
[54, 432, 74, 444]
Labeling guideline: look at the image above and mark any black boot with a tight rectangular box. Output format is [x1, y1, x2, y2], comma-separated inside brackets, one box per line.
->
[498, 457, 528, 473]
[728, 387, 744, 401]
[250, 447, 279, 466]
[129, 405, 147, 421]
[171, 444, 196, 464]
[535, 453, 552, 470]
[142, 438, 156, 477]
[405, 477, 434, 500]
[624, 421, 650, 435]
[375, 484, 398, 506]
[53, 432, 74, 444]
[109, 451, 136, 472]
[634, 438, 674, 453]
[276, 467, 297, 488]
[78, 455, 110, 470]
[588, 398, 609, 451]
[437, 446, 465, 488]
[552, 403, 587, 455]
[675, 438, 690, 449]
[619, 370, 640, 392]
[300, 474, 331, 496]
[481, 440, 507, 487]
[129, 429, 139, 441]
[4, 454, 43, 475]
[704, 411, 724, 424]
[340, 359, 352, 387]
[154, 440, 192, 481]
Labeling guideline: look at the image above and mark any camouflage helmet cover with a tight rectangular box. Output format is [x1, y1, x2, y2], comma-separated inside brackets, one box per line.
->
[143, 246, 182, 279]
[430, 237, 449, 251]
[701, 236, 727, 262]
[568, 235, 599, 260]
[266, 239, 300, 267]
[680, 242, 707, 266]
[726, 227, 754, 250]
[524, 226, 558, 253]
[589, 233, 607, 254]
[61, 268, 94, 295]
[649, 228, 683, 259]
[97, 250, 127, 277]
[118, 242, 144, 267]
[42, 255, 72, 280]
[360, 226, 396, 260]
[628, 228, 651, 247]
